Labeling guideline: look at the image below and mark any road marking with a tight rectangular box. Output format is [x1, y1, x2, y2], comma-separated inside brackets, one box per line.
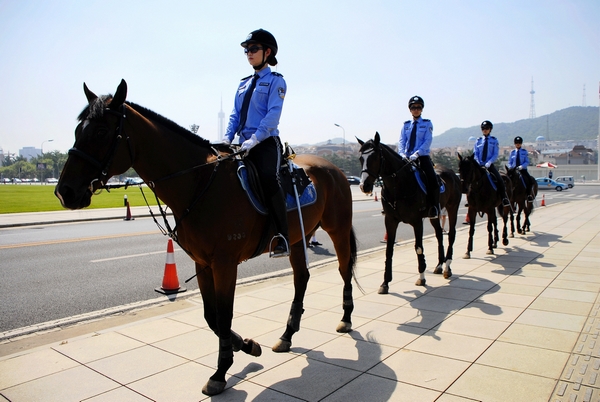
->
[0, 231, 158, 249]
[91, 248, 182, 263]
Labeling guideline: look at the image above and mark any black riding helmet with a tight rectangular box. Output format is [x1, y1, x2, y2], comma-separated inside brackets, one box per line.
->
[514, 136, 523, 144]
[241, 29, 278, 69]
[481, 120, 493, 130]
[408, 96, 424, 108]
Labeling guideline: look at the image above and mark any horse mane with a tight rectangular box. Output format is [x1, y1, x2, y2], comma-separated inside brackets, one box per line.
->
[77, 96, 213, 150]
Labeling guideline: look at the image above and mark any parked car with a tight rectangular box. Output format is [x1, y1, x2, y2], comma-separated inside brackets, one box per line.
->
[12, 178, 22, 183]
[1, 178, 11, 183]
[535, 177, 568, 191]
[45, 177, 58, 183]
[346, 176, 360, 185]
[124, 177, 144, 185]
[555, 176, 574, 188]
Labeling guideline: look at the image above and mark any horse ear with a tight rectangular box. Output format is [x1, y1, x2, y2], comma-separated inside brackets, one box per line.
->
[83, 83, 97, 104]
[356, 136, 364, 146]
[110, 79, 128, 110]
[374, 132, 380, 146]
[457, 153, 463, 161]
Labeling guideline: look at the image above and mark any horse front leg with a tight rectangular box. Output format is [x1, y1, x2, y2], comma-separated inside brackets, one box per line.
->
[196, 262, 253, 396]
[413, 222, 427, 286]
[379, 217, 399, 294]
[463, 208, 476, 259]
[501, 208, 510, 246]
[443, 208, 457, 278]
[487, 212, 496, 255]
[431, 217, 445, 276]
[509, 207, 516, 237]
[272, 242, 309, 353]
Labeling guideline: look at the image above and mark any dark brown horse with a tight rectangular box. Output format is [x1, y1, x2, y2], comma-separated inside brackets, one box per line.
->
[357, 133, 462, 291]
[505, 166, 538, 235]
[457, 153, 512, 258]
[55, 80, 357, 396]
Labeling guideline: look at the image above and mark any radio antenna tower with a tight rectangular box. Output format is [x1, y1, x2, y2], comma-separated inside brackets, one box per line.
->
[529, 77, 536, 119]
[582, 84, 587, 106]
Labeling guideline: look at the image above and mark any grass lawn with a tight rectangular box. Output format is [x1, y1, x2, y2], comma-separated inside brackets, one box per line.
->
[0, 184, 158, 214]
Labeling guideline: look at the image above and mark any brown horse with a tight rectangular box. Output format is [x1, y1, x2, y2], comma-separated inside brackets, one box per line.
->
[357, 133, 462, 291]
[55, 80, 357, 396]
[505, 166, 538, 235]
[458, 153, 512, 258]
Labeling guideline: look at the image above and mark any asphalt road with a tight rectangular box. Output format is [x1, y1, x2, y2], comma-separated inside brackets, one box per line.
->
[1, 184, 597, 334]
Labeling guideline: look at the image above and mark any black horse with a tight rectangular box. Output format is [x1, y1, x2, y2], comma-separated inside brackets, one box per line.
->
[357, 133, 462, 291]
[458, 153, 512, 258]
[505, 166, 538, 235]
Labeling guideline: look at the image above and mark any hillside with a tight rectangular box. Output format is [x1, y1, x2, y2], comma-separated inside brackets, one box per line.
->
[432, 106, 599, 148]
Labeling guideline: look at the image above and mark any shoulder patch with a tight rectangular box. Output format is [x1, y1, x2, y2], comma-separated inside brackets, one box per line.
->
[240, 74, 253, 81]
[271, 71, 284, 77]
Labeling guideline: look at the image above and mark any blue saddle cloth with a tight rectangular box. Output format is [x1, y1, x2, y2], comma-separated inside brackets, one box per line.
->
[413, 167, 445, 194]
[486, 171, 498, 191]
[237, 161, 317, 215]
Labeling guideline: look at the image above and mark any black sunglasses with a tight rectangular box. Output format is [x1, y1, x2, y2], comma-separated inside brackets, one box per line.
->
[410, 105, 423, 110]
[244, 45, 263, 54]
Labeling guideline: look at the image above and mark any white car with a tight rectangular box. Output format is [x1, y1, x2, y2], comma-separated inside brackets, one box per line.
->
[45, 178, 58, 183]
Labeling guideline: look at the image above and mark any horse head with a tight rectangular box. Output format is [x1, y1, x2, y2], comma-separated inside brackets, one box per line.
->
[457, 153, 484, 193]
[357, 132, 384, 194]
[56, 80, 133, 209]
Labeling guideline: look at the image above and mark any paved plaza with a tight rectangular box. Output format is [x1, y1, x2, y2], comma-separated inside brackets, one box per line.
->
[1, 196, 599, 401]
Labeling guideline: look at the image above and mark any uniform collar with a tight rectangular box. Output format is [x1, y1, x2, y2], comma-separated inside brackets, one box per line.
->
[255, 66, 271, 79]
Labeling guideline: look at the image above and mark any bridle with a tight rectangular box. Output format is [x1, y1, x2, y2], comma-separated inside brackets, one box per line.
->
[68, 104, 134, 194]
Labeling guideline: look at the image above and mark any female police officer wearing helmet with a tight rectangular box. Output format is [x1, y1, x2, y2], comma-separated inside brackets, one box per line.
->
[223, 29, 289, 257]
[398, 96, 440, 218]
[473, 120, 510, 207]
[508, 136, 534, 201]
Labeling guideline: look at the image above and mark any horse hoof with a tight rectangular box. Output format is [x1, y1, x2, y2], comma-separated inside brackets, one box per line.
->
[202, 379, 227, 396]
[503, 239, 509, 246]
[486, 249, 494, 255]
[444, 270, 452, 279]
[336, 321, 352, 333]
[463, 253, 470, 259]
[415, 278, 426, 286]
[433, 266, 443, 275]
[509, 233, 514, 238]
[378, 285, 389, 294]
[244, 338, 262, 357]
[272, 339, 291, 353]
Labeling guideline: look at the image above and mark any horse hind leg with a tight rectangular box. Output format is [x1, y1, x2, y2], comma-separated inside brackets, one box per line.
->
[334, 227, 357, 333]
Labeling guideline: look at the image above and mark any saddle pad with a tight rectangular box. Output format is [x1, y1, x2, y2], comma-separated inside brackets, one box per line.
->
[237, 161, 317, 215]
[413, 167, 445, 194]
[486, 171, 498, 191]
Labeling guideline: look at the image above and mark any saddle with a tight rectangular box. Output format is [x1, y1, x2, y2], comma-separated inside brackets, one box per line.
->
[236, 157, 317, 215]
[412, 165, 445, 195]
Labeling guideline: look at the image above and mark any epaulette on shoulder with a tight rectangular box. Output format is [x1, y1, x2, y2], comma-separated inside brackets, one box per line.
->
[422, 119, 430, 122]
[490, 136, 497, 139]
[271, 71, 283, 77]
[404, 120, 411, 124]
[240, 74, 253, 81]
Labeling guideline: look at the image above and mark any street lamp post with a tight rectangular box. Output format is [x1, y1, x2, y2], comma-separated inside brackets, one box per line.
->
[334, 123, 345, 157]
[41, 139, 54, 156]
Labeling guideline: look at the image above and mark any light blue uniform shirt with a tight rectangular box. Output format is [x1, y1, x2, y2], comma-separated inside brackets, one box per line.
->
[224, 67, 286, 143]
[398, 117, 433, 156]
[473, 135, 499, 166]
[507, 148, 530, 169]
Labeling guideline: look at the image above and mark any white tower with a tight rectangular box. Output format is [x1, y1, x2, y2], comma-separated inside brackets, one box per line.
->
[529, 77, 536, 119]
[582, 84, 587, 106]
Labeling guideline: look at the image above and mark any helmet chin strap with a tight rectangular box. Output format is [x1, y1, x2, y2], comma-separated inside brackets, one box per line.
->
[253, 48, 268, 70]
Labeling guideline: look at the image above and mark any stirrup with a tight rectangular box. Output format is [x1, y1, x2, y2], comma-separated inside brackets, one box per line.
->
[502, 198, 510, 207]
[527, 195, 534, 202]
[428, 206, 439, 219]
[269, 234, 289, 258]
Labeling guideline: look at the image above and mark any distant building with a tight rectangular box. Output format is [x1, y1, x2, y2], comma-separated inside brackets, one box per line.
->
[555, 145, 595, 165]
[20, 147, 40, 160]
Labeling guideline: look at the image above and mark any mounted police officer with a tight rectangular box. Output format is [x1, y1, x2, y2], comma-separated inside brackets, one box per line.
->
[473, 120, 510, 207]
[223, 29, 289, 257]
[398, 96, 440, 219]
[508, 136, 534, 201]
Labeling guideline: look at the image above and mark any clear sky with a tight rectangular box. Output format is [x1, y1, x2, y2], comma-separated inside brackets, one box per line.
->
[1, 0, 598, 155]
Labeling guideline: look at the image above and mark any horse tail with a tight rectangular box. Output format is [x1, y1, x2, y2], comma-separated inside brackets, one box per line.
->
[349, 226, 364, 293]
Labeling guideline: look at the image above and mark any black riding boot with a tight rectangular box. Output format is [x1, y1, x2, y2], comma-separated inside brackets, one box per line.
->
[428, 190, 440, 219]
[268, 188, 289, 258]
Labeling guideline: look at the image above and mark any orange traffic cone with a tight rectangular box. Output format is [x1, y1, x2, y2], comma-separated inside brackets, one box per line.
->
[463, 213, 470, 225]
[541, 194, 546, 206]
[124, 201, 134, 221]
[155, 239, 187, 295]
[374, 192, 378, 202]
